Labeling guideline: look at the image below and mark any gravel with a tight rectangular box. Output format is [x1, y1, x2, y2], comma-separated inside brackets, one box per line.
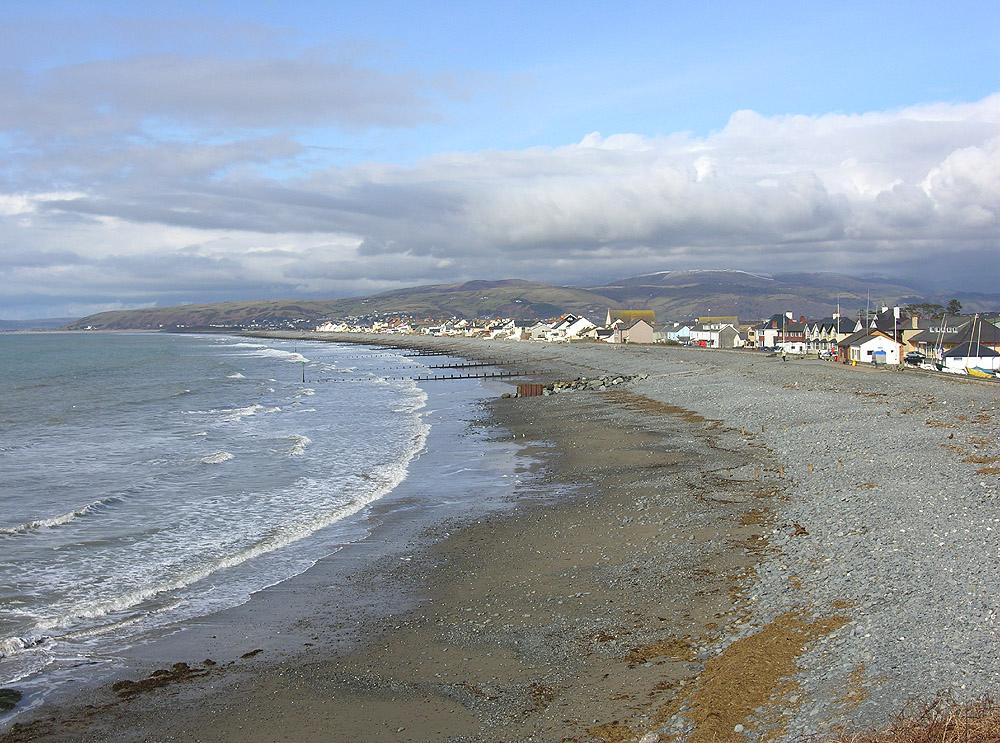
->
[330, 336, 1000, 738]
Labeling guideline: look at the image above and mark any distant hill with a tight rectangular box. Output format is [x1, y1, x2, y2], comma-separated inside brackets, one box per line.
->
[0, 317, 79, 331]
[65, 271, 1000, 330]
[587, 270, 937, 320]
[66, 280, 612, 330]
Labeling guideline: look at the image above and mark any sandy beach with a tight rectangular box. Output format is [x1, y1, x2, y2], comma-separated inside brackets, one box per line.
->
[5, 336, 1000, 742]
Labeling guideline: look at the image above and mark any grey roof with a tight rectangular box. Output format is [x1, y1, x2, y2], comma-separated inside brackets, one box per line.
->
[870, 308, 911, 332]
[954, 319, 1000, 344]
[942, 342, 1000, 359]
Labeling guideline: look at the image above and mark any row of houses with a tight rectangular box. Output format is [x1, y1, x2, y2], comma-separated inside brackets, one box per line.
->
[476, 309, 658, 344]
[317, 309, 660, 344]
[314, 305, 1000, 372]
[738, 306, 1000, 371]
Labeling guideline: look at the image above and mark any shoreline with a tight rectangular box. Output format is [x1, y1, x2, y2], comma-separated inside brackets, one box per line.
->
[6, 334, 1000, 741]
[0, 338, 526, 734]
[3, 335, 773, 742]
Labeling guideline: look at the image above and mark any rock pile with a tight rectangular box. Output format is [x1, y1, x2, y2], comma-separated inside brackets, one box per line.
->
[504, 374, 648, 398]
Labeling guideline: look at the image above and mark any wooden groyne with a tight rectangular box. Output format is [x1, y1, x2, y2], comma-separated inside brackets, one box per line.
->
[312, 370, 528, 383]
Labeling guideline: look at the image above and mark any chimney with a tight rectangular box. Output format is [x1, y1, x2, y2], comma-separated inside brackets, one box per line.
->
[785, 311, 793, 320]
[832, 312, 840, 319]
[881, 305, 889, 313]
[911, 316, 919, 329]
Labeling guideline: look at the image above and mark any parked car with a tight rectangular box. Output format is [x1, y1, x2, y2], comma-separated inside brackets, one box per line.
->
[818, 349, 833, 360]
[904, 351, 926, 366]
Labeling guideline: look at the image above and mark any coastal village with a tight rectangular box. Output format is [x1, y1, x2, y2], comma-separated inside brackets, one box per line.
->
[315, 304, 1000, 378]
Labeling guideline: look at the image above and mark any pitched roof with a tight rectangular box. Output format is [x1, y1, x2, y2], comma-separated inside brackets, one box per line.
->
[954, 319, 1000, 344]
[608, 309, 656, 324]
[823, 317, 857, 333]
[837, 328, 898, 347]
[870, 308, 910, 332]
[626, 318, 653, 330]
[942, 342, 1000, 359]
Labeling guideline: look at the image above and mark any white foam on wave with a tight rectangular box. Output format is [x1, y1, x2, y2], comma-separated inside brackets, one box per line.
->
[200, 451, 234, 465]
[185, 404, 281, 423]
[26, 385, 431, 639]
[228, 342, 266, 348]
[297, 388, 315, 397]
[249, 348, 309, 363]
[287, 435, 311, 456]
[0, 496, 122, 536]
[226, 372, 246, 379]
[0, 635, 50, 659]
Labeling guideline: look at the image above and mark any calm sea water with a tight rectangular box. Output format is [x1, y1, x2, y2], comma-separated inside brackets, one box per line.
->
[0, 333, 445, 690]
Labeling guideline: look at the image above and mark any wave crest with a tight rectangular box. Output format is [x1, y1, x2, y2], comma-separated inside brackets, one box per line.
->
[200, 451, 234, 465]
[0, 496, 122, 536]
[287, 435, 311, 456]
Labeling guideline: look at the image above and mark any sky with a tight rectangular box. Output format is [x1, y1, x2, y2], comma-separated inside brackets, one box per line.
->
[1, 1, 999, 318]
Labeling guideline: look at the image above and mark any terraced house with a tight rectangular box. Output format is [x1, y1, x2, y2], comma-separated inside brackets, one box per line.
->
[756, 313, 808, 353]
[805, 316, 858, 352]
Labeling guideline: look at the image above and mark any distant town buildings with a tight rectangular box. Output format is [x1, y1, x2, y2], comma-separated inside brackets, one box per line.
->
[309, 302, 1000, 378]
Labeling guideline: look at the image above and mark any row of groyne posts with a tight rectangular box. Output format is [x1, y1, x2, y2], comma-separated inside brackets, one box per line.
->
[306, 347, 537, 384]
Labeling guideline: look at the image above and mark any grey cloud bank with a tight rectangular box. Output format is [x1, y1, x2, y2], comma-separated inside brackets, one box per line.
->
[1, 45, 999, 317]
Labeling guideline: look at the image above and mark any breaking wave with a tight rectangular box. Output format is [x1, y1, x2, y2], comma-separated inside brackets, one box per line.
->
[0, 496, 123, 536]
[185, 404, 281, 423]
[287, 435, 311, 456]
[30, 419, 429, 635]
[0, 635, 51, 659]
[200, 451, 234, 465]
[226, 372, 246, 379]
[249, 348, 309, 363]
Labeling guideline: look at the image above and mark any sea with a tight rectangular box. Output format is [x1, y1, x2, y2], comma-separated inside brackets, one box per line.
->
[0, 332, 526, 717]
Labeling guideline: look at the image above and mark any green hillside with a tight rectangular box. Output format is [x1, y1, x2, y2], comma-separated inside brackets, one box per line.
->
[66, 271, 999, 330]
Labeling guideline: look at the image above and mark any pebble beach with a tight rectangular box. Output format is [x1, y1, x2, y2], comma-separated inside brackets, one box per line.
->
[5, 335, 1000, 742]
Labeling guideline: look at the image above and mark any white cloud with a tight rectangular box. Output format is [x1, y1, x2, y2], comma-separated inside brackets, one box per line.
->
[3, 93, 1000, 314]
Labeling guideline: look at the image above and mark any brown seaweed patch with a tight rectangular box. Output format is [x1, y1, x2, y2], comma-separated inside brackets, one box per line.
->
[111, 662, 210, 698]
[625, 637, 695, 666]
[585, 721, 635, 742]
[661, 610, 849, 742]
[925, 419, 957, 429]
[605, 390, 712, 425]
[841, 663, 868, 711]
[964, 454, 1000, 464]
[740, 509, 769, 526]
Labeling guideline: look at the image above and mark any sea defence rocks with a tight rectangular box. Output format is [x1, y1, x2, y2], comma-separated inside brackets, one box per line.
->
[503, 374, 648, 398]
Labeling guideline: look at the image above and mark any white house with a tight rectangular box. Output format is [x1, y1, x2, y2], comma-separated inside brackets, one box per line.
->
[837, 329, 902, 365]
[665, 324, 693, 344]
[941, 342, 1000, 372]
[561, 316, 597, 339]
[689, 322, 744, 349]
[315, 321, 349, 332]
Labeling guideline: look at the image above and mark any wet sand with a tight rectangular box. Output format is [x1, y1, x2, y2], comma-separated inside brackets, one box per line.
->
[4, 336, 786, 742]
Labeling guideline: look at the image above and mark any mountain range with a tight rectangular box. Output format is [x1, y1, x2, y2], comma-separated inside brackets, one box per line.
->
[65, 270, 997, 330]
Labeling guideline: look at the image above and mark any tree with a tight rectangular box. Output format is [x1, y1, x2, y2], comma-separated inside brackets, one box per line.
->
[904, 302, 944, 318]
[946, 299, 962, 316]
